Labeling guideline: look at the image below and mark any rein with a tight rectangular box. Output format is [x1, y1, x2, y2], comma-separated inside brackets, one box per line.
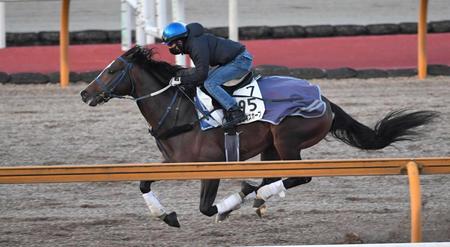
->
[148, 90, 180, 138]
[94, 56, 173, 102]
[95, 55, 213, 140]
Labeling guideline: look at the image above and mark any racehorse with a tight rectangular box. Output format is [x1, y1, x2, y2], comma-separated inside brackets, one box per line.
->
[80, 46, 437, 227]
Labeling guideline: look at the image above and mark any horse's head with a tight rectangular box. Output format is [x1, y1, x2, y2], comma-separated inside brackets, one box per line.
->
[81, 46, 181, 107]
[80, 55, 134, 106]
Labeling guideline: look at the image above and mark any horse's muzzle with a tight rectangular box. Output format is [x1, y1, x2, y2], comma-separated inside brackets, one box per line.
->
[80, 90, 103, 107]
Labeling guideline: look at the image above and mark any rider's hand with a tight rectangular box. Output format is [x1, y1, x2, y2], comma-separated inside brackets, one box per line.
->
[169, 77, 182, 86]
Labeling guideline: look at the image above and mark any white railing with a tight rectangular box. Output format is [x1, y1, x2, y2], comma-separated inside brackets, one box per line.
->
[121, 0, 187, 66]
[0, 2, 5, 48]
[228, 0, 238, 41]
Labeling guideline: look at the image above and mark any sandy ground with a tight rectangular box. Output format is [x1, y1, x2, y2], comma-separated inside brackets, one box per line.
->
[0, 76, 449, 247]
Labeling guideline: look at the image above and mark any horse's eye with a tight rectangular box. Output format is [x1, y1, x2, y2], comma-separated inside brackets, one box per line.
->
[107, 69, 115, 74]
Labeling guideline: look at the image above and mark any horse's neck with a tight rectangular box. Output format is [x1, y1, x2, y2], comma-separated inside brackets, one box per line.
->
[137, 90, 199, 162]
[134, 69, 195, 131]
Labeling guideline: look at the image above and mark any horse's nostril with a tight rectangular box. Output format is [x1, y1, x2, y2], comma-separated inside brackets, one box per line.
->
[80, 90, 90, 102]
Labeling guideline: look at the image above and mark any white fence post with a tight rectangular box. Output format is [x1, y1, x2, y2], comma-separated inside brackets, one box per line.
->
[121, 0, 133, 51]
[171, 0, 187, 67]
[156, 0, 168, 31]
[228, 0, 238, 41]
[0, 2, 5, 49]
[135, 0, 146, 46]
[121, 0, 189, 66]
[143, 0, 162, 41]
[171, 0, 184, 22]
[145, 0, 156, 44]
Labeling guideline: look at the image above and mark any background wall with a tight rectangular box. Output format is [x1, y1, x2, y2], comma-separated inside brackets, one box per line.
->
[4, 0, 450, 32]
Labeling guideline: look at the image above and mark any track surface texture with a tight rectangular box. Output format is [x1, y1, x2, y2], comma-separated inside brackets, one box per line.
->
[1, 76, 449, 246]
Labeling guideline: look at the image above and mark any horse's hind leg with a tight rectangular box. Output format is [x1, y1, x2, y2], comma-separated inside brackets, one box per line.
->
[242, 145, 281, 198]
[215, 145, 281, 222]
[282, 176, 312, 189]
[254, 116, 332, 215]
[140, 180, 180, 227]
[254, 148, 312, 217]
[215, 177, 280, 222]
[250, 145, 283, 214]
[199, 179, 220, 217]
[241, 177, 280, 197]
[255, 152, 312, 199]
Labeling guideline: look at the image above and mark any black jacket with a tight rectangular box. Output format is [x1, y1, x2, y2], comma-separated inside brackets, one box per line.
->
[176, 23, 245, 86]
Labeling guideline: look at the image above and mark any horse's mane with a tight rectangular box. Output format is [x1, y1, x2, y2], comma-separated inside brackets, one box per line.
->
[123, 45, 182, 84]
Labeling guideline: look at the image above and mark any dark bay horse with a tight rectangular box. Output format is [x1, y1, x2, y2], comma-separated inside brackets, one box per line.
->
[80, 46, 437, 227]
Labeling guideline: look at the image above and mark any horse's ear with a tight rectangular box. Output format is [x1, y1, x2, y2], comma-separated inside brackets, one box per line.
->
[123, 46, 139, 60]
[125, 53, 135, 60]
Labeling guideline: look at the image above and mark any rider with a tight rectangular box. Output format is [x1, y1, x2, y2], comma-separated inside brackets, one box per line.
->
[161, 22, 253, 128]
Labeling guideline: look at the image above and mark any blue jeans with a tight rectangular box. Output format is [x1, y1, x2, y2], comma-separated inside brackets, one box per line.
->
[204, 50, 253, 110]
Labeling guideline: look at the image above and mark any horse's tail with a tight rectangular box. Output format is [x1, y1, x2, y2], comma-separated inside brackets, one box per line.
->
[328, 100, 438, 150]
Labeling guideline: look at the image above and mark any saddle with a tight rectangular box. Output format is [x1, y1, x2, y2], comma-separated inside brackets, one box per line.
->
[199, 71, 259, 109]
[223, 72, 255, 88]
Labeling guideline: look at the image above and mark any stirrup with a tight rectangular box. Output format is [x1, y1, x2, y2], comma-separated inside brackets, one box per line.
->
[223, 116, 246, 129]
[224, 127, 240, 161]
[223, 108, 246, 128]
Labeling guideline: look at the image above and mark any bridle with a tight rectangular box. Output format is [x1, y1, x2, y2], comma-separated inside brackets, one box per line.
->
[94, 56, 134, 102]
[94, 56, 172, 102]
[93, 54, 217, 140]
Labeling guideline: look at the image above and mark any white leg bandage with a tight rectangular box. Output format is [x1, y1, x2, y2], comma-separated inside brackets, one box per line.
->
[245, 191, 256, 200]
[142, 191, 166, 218]
[256, 180, 286, 200]
[216, 192, 243, 214]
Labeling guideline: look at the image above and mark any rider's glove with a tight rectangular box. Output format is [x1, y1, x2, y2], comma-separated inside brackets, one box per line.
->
[169, 77, 182, 86]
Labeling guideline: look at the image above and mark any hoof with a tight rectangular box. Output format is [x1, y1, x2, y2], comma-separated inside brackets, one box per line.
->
[162, 212, 180, 228]
[253, 198, 265, 208]
[253, 198, 267, 218]
[255, 204, 267, 218]
[215, 210, 232, 223]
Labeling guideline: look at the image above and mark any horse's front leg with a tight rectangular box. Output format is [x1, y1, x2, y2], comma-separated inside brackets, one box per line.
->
[140, 180, 180, 227]
[199, 179, 221, 217]
[215, 178, 277, 222]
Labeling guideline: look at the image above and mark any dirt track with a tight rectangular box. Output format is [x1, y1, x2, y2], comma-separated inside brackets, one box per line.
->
[1, 76, 449, 246]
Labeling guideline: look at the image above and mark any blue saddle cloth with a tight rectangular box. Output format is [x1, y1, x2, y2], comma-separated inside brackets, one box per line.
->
[194, 76, 326, 130]
[258, 76, 326, 124]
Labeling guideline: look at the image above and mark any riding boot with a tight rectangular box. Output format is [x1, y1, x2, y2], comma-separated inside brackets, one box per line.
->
[223, 106, 247, 129]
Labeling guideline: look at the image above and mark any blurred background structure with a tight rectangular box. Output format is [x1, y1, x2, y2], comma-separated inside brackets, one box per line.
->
[3, 0, 450, 31]
[0, 0, 449, 86]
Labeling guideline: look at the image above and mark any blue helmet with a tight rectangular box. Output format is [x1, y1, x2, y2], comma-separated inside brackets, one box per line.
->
[162, 22, 188, 43]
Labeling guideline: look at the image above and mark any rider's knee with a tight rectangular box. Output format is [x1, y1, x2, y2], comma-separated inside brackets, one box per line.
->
[199, 205, 217, 217]
[203, 82, 211, 91]
[203, 79, 217, 92]
[139, 181, 153, 194]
